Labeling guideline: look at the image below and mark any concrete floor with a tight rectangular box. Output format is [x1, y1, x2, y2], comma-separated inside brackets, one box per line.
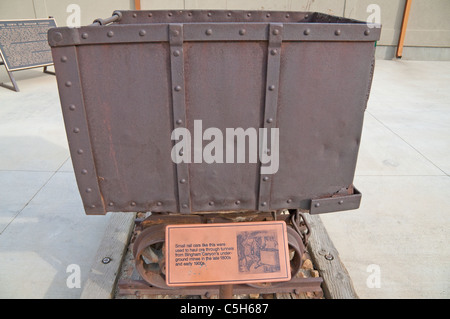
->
[320, 60, 450, 299]
[0, 60, 449, 298]
[0, 67, 111, 298]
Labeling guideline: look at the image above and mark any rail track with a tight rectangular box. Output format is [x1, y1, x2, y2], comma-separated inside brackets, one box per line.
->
[114, 212, 325, 299]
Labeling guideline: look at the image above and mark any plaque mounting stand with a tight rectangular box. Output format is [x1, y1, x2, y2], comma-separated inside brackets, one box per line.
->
[43, 65, 56, 75]
[0, 58, 19, 92]
[0, 60, 55, 92]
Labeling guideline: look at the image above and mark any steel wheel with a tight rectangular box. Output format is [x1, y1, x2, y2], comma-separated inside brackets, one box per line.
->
[133, 224, 176, 289]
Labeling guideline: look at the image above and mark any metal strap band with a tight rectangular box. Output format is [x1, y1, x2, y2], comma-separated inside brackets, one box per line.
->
[54, 46, 106, 214]
[258, 23, 283, 211]
[169, 24, 191, 214]
[48, 22, 380, 47]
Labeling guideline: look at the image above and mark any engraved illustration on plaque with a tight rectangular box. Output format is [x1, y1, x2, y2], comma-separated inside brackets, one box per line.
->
[237, 230, 280, 274]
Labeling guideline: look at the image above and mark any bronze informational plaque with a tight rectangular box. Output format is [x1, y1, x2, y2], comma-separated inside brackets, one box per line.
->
[0, 19, 56, 71]
[165, 221, 291, 286]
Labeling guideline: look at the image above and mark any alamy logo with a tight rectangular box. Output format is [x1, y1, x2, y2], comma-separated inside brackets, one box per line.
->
[366, 264, 381, 288]
[171, 120, 279, 174]
[366, 4, 381, 28]
[66, 264, 81, 289]
[66, 4, 81, 27]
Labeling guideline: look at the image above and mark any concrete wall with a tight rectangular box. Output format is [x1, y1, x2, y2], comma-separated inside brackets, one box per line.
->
[343, 0, 450, 60]
[0, 0, 449, 60]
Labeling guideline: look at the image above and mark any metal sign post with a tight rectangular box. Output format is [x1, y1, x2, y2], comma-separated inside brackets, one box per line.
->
[0, 57, 19, 91]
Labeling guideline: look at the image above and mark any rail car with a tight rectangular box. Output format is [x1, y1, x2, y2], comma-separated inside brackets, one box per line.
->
[48, 10, 380, 294]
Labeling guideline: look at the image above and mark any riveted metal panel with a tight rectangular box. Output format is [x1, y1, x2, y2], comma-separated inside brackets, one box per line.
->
[271, 41, 376, 210]
[74, 42, 178, 213]
[310, 188, 362, 215]
[48, 22, 380, 47]
[183, 40, 266, 212]
[49, 10, 380, 215]
[51, 46, 105, 214]
[258, 23, 283, 211]
[169, 24, 191, 214]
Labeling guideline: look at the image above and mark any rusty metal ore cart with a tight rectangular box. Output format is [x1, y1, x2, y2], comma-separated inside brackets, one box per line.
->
[48, 10, 380, 296]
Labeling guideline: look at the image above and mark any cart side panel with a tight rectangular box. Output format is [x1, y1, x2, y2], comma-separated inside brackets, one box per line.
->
[75, 43, 178, 213]
[184, 41, 267, 212]
[48, 11, 381, 215]
[272, 41, 376, 209]
[52, 45, 107, 214]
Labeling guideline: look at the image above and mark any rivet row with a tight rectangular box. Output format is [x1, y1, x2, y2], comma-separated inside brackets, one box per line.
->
[104, 201, 168, 207]
[74, 28, 372, 41]
[64, 64, 95, 209]
[135, 12, 307, 19]
[100, 200, 269, 208]
[97, 199, 299, 208]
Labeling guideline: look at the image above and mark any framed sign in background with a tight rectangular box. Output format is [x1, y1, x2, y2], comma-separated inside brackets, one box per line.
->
[0, 18, 56, 91]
